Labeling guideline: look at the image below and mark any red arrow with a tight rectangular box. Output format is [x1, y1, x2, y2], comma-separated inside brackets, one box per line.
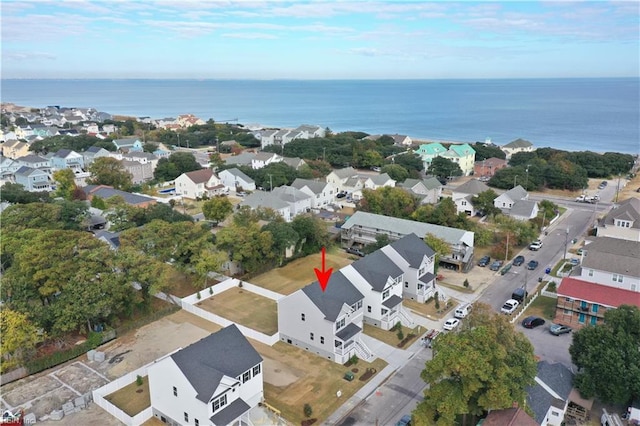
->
[314, 246, 333, 292]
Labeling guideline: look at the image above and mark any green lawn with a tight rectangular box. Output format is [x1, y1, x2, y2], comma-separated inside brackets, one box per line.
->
[363, 324, 420, 348]
[105, 377, 150, 416]
[523, 295, 557, 320]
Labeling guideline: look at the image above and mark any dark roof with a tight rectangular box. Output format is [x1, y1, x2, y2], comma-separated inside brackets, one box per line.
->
[171, 324, 262, 403]
[389, 233, 435, 268]
[504, 138, 533, 148]
[526, 361, 574, 424]
[335, 322, 362, 341]
[209, 395, 251, 425]
[17, 154, 48, 164]
[82, 186, 155, 206]
[419, 272, 436, 285]
[95, 230, 120, 249]
[85, 146, 106, 154]
[382, 294, 402, 308]
[14, 165, 40, 176]
[351, 250, 404, 292]
[301, 271, 364, 321]
[454, 179, 490, 195]
[54, 148, 73, 158]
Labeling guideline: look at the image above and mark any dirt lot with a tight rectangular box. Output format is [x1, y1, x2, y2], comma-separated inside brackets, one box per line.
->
[195, 287, 278, 335]
[250, 250, 354, 294]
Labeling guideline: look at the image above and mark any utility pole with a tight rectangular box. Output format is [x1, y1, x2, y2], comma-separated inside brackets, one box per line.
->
[268, 174, 273, 192]
[505, 231, 510, 261]
[177, 133, 181, 148]
[323, 147, 326, 162]
[564, 228, 570, 260]
[525, 165, 530, 190]
[514, 175, 518, 189]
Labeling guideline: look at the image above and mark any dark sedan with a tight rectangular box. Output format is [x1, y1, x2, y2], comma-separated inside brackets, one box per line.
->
[477, 255, 491, 267]
[522, 316, 546, 329]
[489, 260, 504, 271]
[513, 255, 525, 266]
[527, 260, 539, 270]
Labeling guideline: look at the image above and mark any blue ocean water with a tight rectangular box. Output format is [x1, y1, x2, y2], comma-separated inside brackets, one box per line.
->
[1, 78, 638, 154]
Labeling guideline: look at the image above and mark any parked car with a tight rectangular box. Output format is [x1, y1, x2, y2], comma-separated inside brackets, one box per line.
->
[522, 316, 546, 328]
[529, 240, 543, 251]
[549, 323, 572, 336]
[443, 318, 460, 331]
[336, 192, 347, 199]
[477, 255, 491, 267]
[454, 303, 473, 319]
[345, 247, 365, 257]
[371, 166, 382, 172]
[396, 415, 412, 426]
[598, 181, 608, 189]
[501, 299, 519, 314]
[576, 248, 584, 255]
[237, 191, 247, 197]
[511, 288, 528, 303]
[489, 260, 504, 271]
[513, 255, 525, 266]
[527, 260, 539, 270]
[569, 258, 580, 266]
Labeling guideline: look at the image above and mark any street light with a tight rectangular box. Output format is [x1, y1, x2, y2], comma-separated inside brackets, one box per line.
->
[564, 228, 570, 260]
[525, 165, 530, 190]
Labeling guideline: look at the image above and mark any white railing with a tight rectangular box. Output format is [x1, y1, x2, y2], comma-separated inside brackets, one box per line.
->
[541, 281, 559, 299]
[399, 306, 416, 328]
[354, 338, 374, 362]
[510, 292, 540, 324]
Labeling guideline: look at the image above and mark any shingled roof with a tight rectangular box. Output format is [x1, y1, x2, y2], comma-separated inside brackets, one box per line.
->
[454, 179, 490, 195]
[171, 324, 262, 403]
[581, 237, 640, 277]
[351, 250, 404, 292]
[301, 271, 364, 321]
[388, 233, 435, 268]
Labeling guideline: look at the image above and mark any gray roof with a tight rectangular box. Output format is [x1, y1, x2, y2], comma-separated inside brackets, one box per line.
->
[335, 322, 361, 341]
[382, 294, 402, 308]
[15, 165, 43, 177]
[210, 398, 251, 425]
[389, 233, 435, 268]
[504, 138, 533, 148]
[94, 230, 120, 249]
[291, 178, 329, 194]
[85, 146, 107, 154]
[83, 186, 155, 206]
[272, 185, 312, 203]
[510, 200, 538, 218]
[342, 211, 472, 247]
[332, 167, 357, 179]
[54, 148, 75, 158]
[351, 250, 404, 292]
[254, 152, 277, 161]
[124, 151, 157, 160]
[454, 179, 490, 195]
[17, 154, 49, 164]
[398, 178, 422, 190]
[281, 157, 305, 169]
[602, 198, 640, 229]
[503, 185, 528, 202]
[171, 324, 262, 403]
[225, 152, 255, 165]
[526, 361, 574, 424]
[369, 173, 394, 186]
[582, 237, 640, 277]
[423, 177, 442, 190]
[222, 167, 254, 183]
[240, 190, 289, 211]
[301, 271, 364, 321]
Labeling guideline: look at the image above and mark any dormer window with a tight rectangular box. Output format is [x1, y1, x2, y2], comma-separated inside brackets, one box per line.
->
[615, 219, 632, 228]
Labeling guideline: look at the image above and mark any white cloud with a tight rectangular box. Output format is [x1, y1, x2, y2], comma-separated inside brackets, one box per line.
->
[221, 32, 277, 39]
[3, 51, 57, 61]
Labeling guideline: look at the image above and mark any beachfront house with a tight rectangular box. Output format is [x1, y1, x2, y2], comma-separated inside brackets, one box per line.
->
[502, 138, 534, 159]
[148, 324, 263, 426]
[278, 271, 373, 364]
[416, 143, 476, 176]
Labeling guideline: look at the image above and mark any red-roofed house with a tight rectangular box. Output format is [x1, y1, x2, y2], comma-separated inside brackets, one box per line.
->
[175, 169, 226, 199]
[473, 157, 507, 178]
[555, 277, 640, 329]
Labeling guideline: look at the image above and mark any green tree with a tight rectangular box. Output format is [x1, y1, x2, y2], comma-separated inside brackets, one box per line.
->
[381, 164, 410, 183]
[415, 303, 536, 425]
[0, 183, 51, 204]
[90, 195, 107, 210]
[471, 190, 501, 217]
[154, 152, 202, 181]
[262, 221, 300, 265]
[423, 233, 449, 273]
[0, 309, 43, 373]
[428, 156, 463, 180]
[569, 305, 640, 404]
[393, 152, 424, 173]
[291, 215, 330, 255]
[87, 157, 133, 190]
[472, 143, 506, 161]
[363, 234, 391, 254]
[209, 153, 225, 171]
[359, 187, 419, 219]
[202, 197, 233, 223]
[360, 150, 384, 168]
[216, 222, 275, 273]
[193, 250, 228, 289]
[52, 169, 77, 200]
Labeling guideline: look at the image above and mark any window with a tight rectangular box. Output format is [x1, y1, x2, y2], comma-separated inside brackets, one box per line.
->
[301, 313, 305, 321]
[588, 269, 593, 277]
[592, 304, 599, 313]
[405, 282, 409, 288]
[367, 305, 372, 313]
[212, 394, 228, 412]
[310, 332, 314, 341]
[242, 371, 251, 383]
[173, 386, 177, 397]
[336, 318, 346, 330]
[195, 420, 199, 426]
[253, 364, 261, 376]
[357, 300, 362, 309]
[563, 309, 571, 315]
[382, 290, 390, 299]
[612, 274, 623, 283]
[184, 412, 189, 423]
[320, 336, 325, 344]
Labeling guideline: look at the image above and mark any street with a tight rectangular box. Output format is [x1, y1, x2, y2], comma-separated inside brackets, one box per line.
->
[333, 185, 618, 425]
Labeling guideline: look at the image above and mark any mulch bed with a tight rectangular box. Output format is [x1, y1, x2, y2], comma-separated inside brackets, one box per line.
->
[359, 367, 376, 381]
[301, 419, 317, 426]
[397, 334, 416, 348]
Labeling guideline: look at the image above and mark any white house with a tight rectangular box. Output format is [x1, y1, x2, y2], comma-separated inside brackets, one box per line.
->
[579, 237, 640, 292]
[291, 178, 337, 208]
[238, 190, 291, 221]
[278, 271, 372, 364]
[340, 250, 414, 330]
[251, 152, 281, 169]
[526, 361, 575, 426]
[451, 178, 490, 216]
[596, 198, 640, 242]
[0, 155, 21, 181]
[271, 185, 313, 218]
[502, 138, 534, 159]
[381, 233, 437, 303]
[219, 168, 256, 192]
[509, 200, 539, 221]
[175, 169, 226, 199]
[148, 324, 263, 426]
[494, 185, 528, 211]
[398, 177, 442, 205]
[122, 151, 160, 172]
[364, 173, 396, 190]
[15, 154, 51, 174]
[326, 167, 358, 190]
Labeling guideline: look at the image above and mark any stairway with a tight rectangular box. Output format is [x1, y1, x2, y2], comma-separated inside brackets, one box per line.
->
[354, 338, 375, 362]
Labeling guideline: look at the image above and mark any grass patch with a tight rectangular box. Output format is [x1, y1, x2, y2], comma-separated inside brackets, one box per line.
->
[166, 269, 200, 297]
[196, 288, 278, 335]
[250, 252, 354, 295]
[363, 324, 420, 348]
[523, 295, 557, 320]
[105, 376, 150, 416]
[403, 298, 458, 321]
[436, 280, 475, 294]
[261, 342, 387, 425]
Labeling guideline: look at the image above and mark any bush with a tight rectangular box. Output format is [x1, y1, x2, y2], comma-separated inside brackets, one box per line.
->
[136, 375, 143, 386]
[209, 287, 213, 295]
[197, 291, 201, 299]
[547, 282, 557, 292]
[303, 403, 313, 418]
[434, 292, 440, 309]
[349, 355, 358, 365]
[397, 329, 404, 341]
[463, 279, 470, 288]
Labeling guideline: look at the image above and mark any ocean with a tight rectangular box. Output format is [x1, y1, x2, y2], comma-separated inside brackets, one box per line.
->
[1, 78, 638, 155]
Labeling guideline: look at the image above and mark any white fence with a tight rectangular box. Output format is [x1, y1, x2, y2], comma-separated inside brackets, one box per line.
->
[92, 363, 156, 425]
[510, 292, 540, 324]
[179, 278, 280, 346]
[540, 280, 559, 299]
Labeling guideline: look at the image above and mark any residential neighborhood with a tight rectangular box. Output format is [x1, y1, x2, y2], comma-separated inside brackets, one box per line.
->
[1, 103, 639, 426]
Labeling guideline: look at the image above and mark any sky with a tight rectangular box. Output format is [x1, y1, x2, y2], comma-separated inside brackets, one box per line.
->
[1, 1, 639, 79]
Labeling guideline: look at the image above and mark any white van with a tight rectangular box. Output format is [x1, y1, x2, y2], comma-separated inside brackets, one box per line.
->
[454, 303, 472, 319]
